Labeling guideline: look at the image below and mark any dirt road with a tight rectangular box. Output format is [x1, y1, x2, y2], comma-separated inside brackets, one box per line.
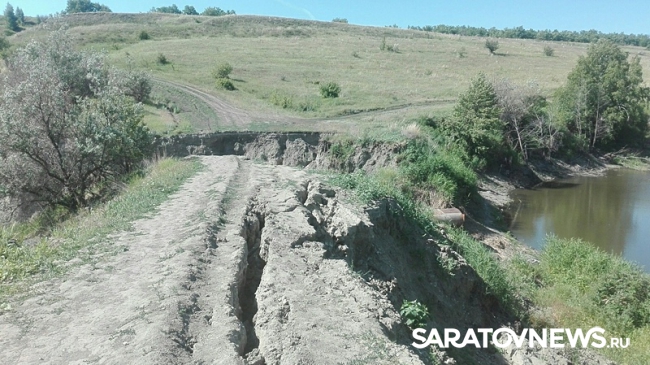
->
[0, 156, 422, 364]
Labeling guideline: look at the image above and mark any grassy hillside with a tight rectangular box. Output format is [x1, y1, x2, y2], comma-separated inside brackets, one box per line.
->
[11, 13, 650, 135]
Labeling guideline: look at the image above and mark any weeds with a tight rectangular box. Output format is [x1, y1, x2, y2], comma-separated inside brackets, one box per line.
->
[156, 53, 169, 65]
[400, 299, 429, 329]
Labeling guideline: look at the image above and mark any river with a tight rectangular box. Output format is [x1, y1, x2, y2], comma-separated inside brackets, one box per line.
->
[506, 168, 650, 272]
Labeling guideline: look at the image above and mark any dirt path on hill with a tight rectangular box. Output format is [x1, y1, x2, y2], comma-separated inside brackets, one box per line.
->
[155, 79, 455, 132]
[0, 156, 425, 365]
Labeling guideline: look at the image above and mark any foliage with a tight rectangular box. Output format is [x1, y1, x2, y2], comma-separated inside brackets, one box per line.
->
[520, 236, 650, 339]
[269, 91, 293, 109]
[320, 82, 341, 98]
[408, 24, 650, 48]
[494, 79, 561, 160]
[212, 62, 233, 79]
[64, 0, 111, 13]
[138, 30, 150, 40]
[112, 69, 152, 103]
[182, 5, 198, 15]
[201, 7, 235, 16]
[400, 300, 429, 329]
[400, 141, 477, 205]
[555, 39, 649, 149]
[439, 73, 504, 169]
[0, 30, 152, 211]
[4, 3, 18, 32]
[332, 18, 348, 23]
[156, 53, 169, 65]
[150, 4, 181, 14]
[445, 226, 516, 312]
[379, 37, 399, 52]
[14, 6, 23, 25]
[543, 45, 554, 56]
[216, 78, 235, 90]
[484, 39, 499, 54]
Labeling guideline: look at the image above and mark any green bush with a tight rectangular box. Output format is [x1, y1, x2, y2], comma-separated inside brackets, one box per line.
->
[543, 45, 554, 56]
[400, 300, 429, 329]
[212, 62, 233, 79]
[401, 141, 477, 204]
[320, 82, 341, 98]
[156, 53, 169, 65]
[485, 39, 499, 54]
[332, 18, 348, 23]
[269, 91, 293, 109]
[216, 77, 235, 90]
[138, 30, 150, 40]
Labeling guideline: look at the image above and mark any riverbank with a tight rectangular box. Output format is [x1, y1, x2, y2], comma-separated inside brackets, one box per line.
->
[464, 153, 650, 365]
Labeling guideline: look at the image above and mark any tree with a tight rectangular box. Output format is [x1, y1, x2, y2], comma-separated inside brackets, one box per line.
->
[0, 30, 152, 211]
[212, 62, 233, 79]
[556, 39, 649, 149]
[150, 4, 181, 14]
[14, 6, 23, 25]
[485, 39, 499, 54]
[182, 5, 198, 15]
[4, 3, 18, 32]
[64, 0, 111, 13]
[440, 73, 504, 168]
[201, 7, 234, 16]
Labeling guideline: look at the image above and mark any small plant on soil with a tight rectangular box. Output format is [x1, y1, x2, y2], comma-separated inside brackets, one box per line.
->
[400, 299, 429, 329]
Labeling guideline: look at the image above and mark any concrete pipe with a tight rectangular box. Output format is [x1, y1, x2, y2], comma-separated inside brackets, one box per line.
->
[433, 208, 465, 227]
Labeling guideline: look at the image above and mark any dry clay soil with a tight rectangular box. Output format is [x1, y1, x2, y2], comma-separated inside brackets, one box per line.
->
[0, 156, 424, 365]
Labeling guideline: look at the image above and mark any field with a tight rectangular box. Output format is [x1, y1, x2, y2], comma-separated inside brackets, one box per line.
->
[12, 13, 650, 137]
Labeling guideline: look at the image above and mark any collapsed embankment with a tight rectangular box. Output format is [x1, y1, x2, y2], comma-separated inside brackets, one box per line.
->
[154, 132, 404, 172]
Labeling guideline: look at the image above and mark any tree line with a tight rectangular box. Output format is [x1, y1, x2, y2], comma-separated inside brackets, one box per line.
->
[149, 4, 235, 16]
[408, 24, 650, 48]
[434, 39, 649, 169]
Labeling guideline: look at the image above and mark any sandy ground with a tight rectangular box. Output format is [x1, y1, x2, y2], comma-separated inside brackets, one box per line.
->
[0, 156, 424, 365]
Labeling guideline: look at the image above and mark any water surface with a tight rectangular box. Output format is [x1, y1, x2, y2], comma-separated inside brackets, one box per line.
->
[506, 168, 650, 271]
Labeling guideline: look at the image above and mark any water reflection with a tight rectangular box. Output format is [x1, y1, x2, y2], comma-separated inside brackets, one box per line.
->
[507, 169, 650, 271]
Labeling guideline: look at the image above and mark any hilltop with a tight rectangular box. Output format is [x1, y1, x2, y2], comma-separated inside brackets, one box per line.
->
[10, 12, 650, 136]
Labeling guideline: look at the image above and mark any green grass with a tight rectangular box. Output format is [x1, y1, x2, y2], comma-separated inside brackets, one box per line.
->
[507, 236, 650, 364]
[0, 157, 203, 299]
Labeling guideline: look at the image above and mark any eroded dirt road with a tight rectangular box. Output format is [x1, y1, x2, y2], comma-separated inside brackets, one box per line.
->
[0, 156, 422, 365]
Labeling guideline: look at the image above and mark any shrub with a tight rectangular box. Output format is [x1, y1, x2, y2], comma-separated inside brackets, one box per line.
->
[543, 45, 554, 56]
[400, 300, 429, 329]
[485, 39, 499, 54]
[269, 91, 293, 109]
[332, 18, 348, 23]
[380, 37, 399, 52]
[212, 62, 233, 79]
[216, 78, 235, 90]
[138, 30, 150, 40]
[319, 82, 341, 98]
[0, 30, 152, 211]
[113, 69, 152, 103]
[156, 53, 169, 65]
